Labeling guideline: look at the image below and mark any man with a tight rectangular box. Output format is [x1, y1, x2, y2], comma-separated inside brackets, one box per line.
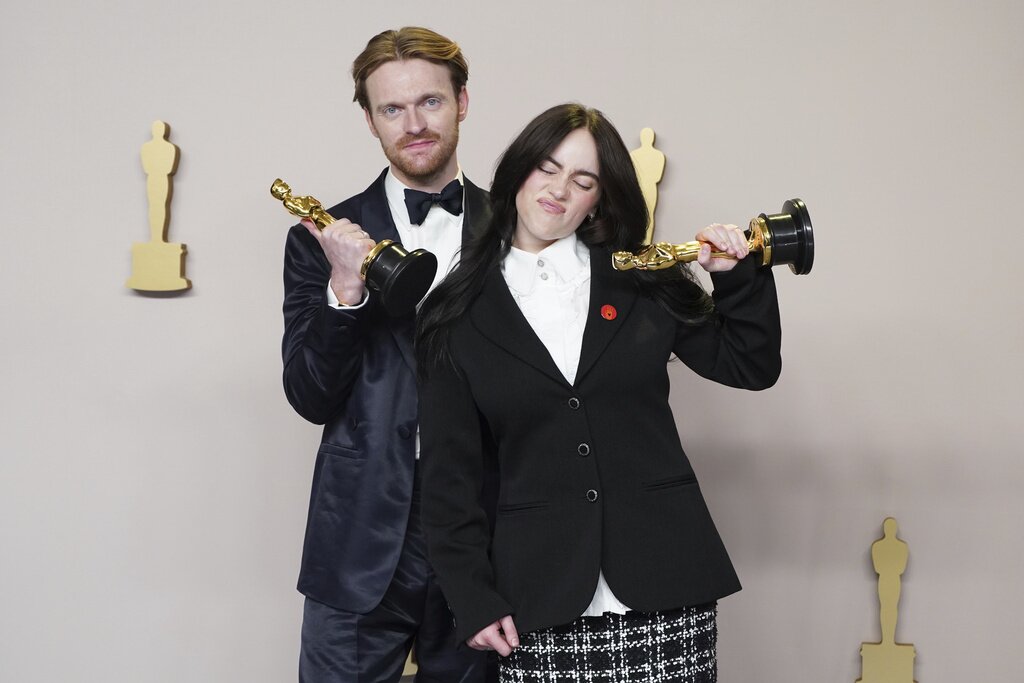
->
[281, 27, 492, 682]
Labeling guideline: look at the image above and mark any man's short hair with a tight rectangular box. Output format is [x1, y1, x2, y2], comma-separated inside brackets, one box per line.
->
[352, 27, 469, 110]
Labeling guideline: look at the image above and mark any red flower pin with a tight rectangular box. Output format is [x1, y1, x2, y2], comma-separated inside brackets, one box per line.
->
[600, 304, 617, 320]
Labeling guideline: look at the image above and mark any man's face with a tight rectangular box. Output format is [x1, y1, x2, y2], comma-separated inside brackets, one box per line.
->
[364, 58, 468, 191]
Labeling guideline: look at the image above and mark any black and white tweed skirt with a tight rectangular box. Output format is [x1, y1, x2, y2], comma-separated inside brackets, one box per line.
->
[499, 603, 717, 682]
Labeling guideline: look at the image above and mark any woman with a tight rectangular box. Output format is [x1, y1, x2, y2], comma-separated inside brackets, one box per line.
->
[416, 103, 781, 681]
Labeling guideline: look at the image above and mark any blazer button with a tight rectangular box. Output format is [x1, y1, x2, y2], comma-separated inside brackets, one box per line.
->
[568, 397, 580, 410]
[397, 425, 412, 439]
[577, 443, 590, 456]
[586, 489, 599, 503]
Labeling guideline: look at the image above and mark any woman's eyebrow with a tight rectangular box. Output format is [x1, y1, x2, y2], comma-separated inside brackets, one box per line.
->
[543, 156, 599, 181]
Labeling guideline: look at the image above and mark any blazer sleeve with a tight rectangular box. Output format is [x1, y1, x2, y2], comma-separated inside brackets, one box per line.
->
[672, 256, 783, 390]
[281, 224, 369, 424]
[419, 356, 514, 643]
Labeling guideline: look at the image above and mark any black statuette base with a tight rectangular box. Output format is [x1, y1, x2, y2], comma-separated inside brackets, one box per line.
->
[761, 198, 814, 275]
[365, 243, 438, 316]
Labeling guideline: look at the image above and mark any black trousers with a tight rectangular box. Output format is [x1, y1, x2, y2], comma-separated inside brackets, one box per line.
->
[299, 472, 493, 683]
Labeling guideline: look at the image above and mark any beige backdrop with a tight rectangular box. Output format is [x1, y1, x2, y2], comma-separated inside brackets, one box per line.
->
[2, 1, 1021, 681]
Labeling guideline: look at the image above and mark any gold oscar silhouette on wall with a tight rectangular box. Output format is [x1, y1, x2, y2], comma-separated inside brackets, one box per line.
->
[403, 650, 416, 677]
[630, 127, 666, 245]
[127, 121, 191, 292]
[857, 517, 917, 683]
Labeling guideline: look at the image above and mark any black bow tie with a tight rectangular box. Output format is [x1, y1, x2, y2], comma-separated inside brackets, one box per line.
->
[404, 179, 464, 225]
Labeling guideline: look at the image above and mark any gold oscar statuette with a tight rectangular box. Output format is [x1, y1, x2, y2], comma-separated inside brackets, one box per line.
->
[856, 517, 917, 683]
[127, 121, 191, 292]
[271, 179, 438, 316]
[612, 199, 814, 276]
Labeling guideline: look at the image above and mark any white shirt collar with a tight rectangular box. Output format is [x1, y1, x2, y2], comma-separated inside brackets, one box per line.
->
[503, 233, 590, 296]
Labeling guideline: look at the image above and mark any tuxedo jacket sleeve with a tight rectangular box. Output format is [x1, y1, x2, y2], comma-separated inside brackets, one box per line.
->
[420, 250, 781, 641]
[282, 169, 491, 613]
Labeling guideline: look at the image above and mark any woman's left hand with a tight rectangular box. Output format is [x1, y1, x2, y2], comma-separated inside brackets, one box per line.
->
[467, 614, 520, 656]
[695, 223, 749, 273]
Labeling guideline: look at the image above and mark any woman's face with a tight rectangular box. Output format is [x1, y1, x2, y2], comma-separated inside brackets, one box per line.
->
[513, 128, 601, 254]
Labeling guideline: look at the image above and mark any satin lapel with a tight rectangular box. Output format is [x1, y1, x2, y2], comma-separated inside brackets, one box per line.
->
[470, 268, 569, 387]
[357, 169, 415, 372]
[357, 169, 400, 243]
[574, 246, 638, 385]
[462, 178, 492, 243]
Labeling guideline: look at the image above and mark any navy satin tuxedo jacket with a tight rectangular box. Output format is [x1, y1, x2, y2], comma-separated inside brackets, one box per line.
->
[282, 169, 491, 613]
[419, 250, 782, 641]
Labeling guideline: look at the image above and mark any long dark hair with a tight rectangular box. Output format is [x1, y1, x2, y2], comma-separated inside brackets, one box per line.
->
[417, 103, 712, 375]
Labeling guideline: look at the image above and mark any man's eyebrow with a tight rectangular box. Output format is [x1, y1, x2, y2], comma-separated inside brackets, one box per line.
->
[376, 92, 448, 113]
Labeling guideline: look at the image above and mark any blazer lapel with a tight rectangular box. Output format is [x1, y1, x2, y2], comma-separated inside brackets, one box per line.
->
[356, 169, 415, 371]
[470, 268, 569, 387]
[359, 169, 401, 243]
[462, 177, 492, 243]
[574, 245, 638, 385]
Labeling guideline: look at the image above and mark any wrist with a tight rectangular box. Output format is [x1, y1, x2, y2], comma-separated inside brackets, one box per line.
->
[330, 282, 365, 308]
[330, 271, 365, 304]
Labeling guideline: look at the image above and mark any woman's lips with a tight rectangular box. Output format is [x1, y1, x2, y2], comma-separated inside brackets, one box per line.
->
[538, 198, 564, 214]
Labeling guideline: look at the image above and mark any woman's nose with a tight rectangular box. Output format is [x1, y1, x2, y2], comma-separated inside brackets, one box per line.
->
[549, 176, 570, 199]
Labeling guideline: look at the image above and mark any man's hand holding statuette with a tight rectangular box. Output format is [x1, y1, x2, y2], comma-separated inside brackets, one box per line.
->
[301, 218, 375, 305]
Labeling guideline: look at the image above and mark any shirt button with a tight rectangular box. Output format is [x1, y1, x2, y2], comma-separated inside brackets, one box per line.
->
[586, 489, 599, 502]
[539, 272, 549, 281]
[537, 259, 545, 267]
[568, 397, 580, 410]
[577, 443, 590, 456]
[397, 425, 411, 439]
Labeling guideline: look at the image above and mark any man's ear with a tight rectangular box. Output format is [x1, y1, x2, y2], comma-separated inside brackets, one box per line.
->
[457, 86, 469, 123]
[364, 108, 380, 139]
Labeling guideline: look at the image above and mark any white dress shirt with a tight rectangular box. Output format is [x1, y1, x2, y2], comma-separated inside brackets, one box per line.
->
[501, 233, 632, 618]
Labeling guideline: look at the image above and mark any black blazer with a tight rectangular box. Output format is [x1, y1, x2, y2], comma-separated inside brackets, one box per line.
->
[419, 248, 782, 641]
[282, 169, 491, 613]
